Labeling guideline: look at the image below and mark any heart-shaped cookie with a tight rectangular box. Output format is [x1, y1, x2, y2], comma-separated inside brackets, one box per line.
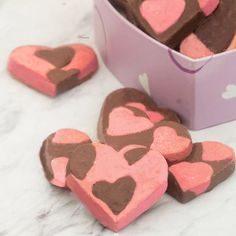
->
[98, 88, 180, 138]
[129, 0, 219, 48]
[66, 142, 168, 232]
[39, 129, 91, 188]
[168, 141, 235, 203]
[98, 88, 191, 163]
[151, 121, 193, 162]
[8, 44, 98, 96]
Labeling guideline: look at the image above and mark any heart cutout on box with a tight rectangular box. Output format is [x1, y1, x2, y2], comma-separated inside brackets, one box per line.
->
[67, 142, 168, 232]
[8, 44, 98, 96]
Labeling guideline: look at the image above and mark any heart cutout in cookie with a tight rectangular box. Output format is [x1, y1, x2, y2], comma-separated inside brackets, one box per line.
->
[92, 176, 136, 215]
[35, 47, 75, 68]
[67, 143, 168, 231]
[8, 44, 98, 96]
[140, 0, 186, 34]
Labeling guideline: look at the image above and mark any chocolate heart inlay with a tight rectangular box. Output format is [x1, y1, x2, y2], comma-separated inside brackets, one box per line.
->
[70, 144, 96, 180]
[124, 147, 149, 165]
[35, 47, 75, 68]
[92, 176, 136, 215]
[47, 69, 79, 84]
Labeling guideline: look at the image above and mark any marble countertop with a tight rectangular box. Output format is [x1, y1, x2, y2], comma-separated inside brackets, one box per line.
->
[0, 0, 236, 235]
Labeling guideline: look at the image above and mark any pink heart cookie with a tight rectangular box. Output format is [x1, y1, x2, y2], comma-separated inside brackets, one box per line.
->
[66, 142, 168, 232]
[39, 129, 91, 188]
[8, 44, 98, 96]
[168, 141, 235, 203]
[151, 121, 193, 162]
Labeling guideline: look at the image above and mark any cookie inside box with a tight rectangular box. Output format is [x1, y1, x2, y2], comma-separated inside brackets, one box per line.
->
[109, 0, 236, 59]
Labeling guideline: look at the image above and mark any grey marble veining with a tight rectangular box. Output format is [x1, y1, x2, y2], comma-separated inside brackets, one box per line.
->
[0, 0, 236, 235]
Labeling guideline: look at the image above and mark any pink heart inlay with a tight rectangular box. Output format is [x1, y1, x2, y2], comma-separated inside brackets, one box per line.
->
[169, 162, 213, 195]
[140, 0, 186, 34]
[107, 107, 154, 136]
[202, 141, 235, 162]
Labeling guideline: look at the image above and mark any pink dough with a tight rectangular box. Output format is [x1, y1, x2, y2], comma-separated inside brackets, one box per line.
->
[169, 162, 213, 195]
[107, 107, 154, 136]
[50, 157, 69, 188]
[67, 143, 168, 232]
[140, 0, 186, 34]
[180, 33, 236, 59]
[198, 0, 219, 16]
[52, 129, 90, 144]
[151, 126, 192, 162]
[180, 34, 214, 59]
[201, 141, 235, 162]
[8, 44, 98, 96]
[126, 102, 164, 123]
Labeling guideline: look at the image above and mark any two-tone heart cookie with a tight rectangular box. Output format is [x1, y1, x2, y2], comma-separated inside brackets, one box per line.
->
[180, 0, 236, 59]
[66, 142, 168, 232]
[39, 127, 169, 231]
[128, 0, 219, 47]
[168, 141, 235, 203]
[98, 88, 192, 163]
[8, 44, 98, 96]
[39, 129, 91, 188]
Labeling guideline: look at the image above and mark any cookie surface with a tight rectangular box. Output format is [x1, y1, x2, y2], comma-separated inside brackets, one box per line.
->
[129, 0, 219, 48]
[66, 143, 168, 232]
[168, 141, 235, 203]
[180, 0, 236, 58]
[98, 89, 191, 163]
[8, 44, 98, 96]
[39, 129, 91, 188]
[98, 88, 180, 142]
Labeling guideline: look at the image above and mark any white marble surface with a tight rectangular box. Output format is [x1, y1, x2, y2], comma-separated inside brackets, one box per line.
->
[0, 0, 236, 235]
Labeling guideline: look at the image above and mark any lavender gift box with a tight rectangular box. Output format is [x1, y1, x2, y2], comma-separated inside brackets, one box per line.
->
[94, 0, 236, 130]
